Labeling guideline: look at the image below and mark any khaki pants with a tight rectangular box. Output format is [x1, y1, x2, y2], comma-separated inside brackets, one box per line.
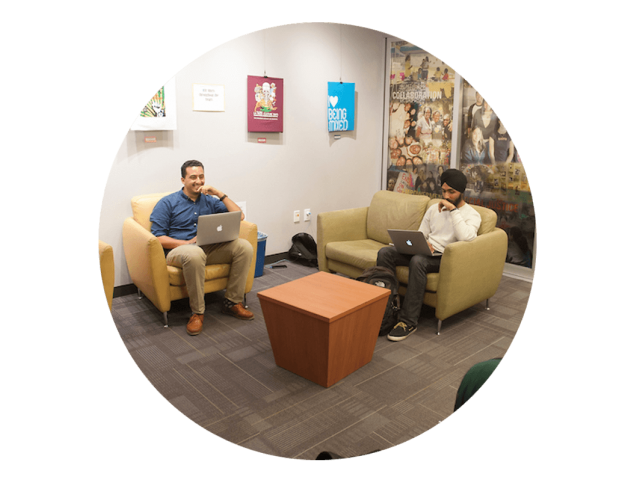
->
[166, 238, 253, 314]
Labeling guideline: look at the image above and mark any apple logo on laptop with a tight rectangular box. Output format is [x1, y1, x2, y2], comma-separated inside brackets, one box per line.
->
[406, 240, 412, 246]
[217, 225, 223, 232]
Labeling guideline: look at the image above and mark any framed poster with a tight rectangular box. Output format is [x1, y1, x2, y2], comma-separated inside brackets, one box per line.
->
[327, 82, 355, 132]
[130, 77, 177, 131]
[247, 75, 283, 132]
[193, 84, 225, 112]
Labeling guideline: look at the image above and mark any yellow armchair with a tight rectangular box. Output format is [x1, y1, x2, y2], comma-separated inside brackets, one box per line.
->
[122, 192, 258, 327]
[99, 240, 115, 310]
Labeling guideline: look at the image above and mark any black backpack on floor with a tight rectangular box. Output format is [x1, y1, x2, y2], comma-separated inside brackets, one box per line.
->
[288, 233, 318, 267]
[356, 266, 401, 336]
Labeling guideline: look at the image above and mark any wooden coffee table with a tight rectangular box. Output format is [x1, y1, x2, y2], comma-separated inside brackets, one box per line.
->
[257, 271, 390, 387]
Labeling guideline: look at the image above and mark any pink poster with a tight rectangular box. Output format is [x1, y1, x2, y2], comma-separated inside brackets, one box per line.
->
[247, 76, 283, 132]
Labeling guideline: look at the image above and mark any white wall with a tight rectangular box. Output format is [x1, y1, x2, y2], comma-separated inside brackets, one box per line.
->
[99, 23, 388, 287]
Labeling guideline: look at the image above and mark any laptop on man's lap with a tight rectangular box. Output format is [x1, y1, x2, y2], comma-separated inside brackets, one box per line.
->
[387, 229, 442, 256]
[196, 211, 242, 246]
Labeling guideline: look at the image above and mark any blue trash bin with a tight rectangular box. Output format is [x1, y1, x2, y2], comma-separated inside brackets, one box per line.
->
[254, 232, 268, 277]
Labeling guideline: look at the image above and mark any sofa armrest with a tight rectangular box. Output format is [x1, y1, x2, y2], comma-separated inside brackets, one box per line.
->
[239, 220, 258, 293]
[317, 206, 369, 272]
[435, 228, 508, 321]
[122, 217, 172, 313]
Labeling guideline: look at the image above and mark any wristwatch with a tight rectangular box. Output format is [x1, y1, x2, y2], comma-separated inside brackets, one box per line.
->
[219, 194, 228, 202]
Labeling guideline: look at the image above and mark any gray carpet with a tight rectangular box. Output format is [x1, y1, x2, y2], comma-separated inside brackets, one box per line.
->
[110, 260, 529, 459]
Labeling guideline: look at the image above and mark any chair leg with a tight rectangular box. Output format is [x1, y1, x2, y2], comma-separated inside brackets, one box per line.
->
[163, 312, 169, 328]
[244, 294, 248, 308]
[138, 288, 143, 300]
[486, 299, 490, 310]
[437, 319, 442, 335]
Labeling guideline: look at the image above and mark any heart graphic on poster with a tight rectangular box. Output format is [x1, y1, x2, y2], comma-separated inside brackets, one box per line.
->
[327, 82, 354, 133]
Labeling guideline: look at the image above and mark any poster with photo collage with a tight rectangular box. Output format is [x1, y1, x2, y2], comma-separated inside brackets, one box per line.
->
[386, 41, 455, 200]
[386, 42, 535, 269]
[460, 80, 535, 268]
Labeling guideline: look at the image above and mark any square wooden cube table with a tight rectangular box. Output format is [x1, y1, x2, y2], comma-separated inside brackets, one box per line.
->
[257, 271, 390, 387]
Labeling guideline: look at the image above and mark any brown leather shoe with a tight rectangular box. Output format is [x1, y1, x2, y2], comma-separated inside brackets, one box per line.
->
[222, 302, 254, 320]
[186, 314, 204, 335]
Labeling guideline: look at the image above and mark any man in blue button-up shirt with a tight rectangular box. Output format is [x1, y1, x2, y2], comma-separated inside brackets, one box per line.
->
[150, 160, 255, 335]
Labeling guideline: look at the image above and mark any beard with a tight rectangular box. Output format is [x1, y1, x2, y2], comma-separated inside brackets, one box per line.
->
[449, 194, 463, 207]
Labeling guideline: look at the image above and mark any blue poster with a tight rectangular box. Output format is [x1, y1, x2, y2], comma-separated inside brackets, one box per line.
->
[327, 82, 355, 132]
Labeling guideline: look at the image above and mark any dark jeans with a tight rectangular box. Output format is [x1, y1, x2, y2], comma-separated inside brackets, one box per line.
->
[376, 246, 442, 328]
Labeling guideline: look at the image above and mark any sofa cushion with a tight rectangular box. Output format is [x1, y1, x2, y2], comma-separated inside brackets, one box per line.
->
[367, 191, 429, 244]
[473, 206, 497, 235]
[325, 239, 386, 271]
[167, 263, 231, 286]
[131, 192, 172, 232]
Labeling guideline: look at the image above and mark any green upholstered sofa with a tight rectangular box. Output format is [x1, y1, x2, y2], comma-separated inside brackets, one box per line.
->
[317, 190, 508, 334]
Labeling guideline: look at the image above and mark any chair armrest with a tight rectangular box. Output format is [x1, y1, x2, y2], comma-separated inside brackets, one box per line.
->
[99, 240, 115, 310]
[317, 206, 369, 272]
[435, 228, 508, 320]
[239, 221, 258, 293]
[122, 217, 172, 313]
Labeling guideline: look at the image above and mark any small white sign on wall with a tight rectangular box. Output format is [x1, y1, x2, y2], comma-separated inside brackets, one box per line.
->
[193, 84, 225, 112]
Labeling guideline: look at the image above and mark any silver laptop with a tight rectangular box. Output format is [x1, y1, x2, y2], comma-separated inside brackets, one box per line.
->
[387, 229, 442, 256]
[196, 211, 242, 246]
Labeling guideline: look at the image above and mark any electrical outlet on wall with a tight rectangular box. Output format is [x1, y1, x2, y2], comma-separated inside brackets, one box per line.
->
[294, 210, 300, 223]
[304, 209, 311, 222]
